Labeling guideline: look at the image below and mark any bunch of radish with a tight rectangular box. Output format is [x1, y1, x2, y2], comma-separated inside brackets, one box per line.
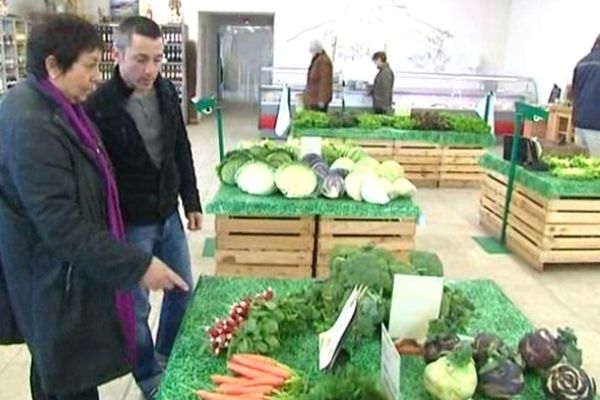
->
[197, 353, 295, 400]
[206, 288, 274, 355]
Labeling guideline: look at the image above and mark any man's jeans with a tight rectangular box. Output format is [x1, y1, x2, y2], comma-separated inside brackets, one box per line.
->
[575, 127, 600, 156]
[125, 212, 194, 398]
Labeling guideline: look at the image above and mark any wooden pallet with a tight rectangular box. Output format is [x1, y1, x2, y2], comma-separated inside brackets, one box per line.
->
[393, 142, 442, 188]
[440, 147, 486, 188]
[215, 215, 315, 278]
[355, 139, 395, 160]
[315, 216, 416, 278]
[479, 171, 600, 270]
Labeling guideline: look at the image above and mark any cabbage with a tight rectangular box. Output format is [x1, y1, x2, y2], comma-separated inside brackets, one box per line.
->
[235, 161, 276, 195]
[331, 157, 356, 174]
[361, 176, 390, 205]
[355, 157, 380, 172]
[424, 345, 478, 400]
[217, 152, 251, 185]
[377, 160, 405, 181]
[388, 178, 417, 199]
[345, 171, 374, 202]
[274, 163, 318, 198]
[321, 174, 345, 199]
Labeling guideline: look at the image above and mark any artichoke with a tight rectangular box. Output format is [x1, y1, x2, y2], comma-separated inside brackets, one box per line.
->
[556, 327, 583, 368]
[544, 363, 597, 400]
[519, 328, 562, 371]
[423, 334, 460, 364]
[473, 332, 505, 368]
[477, 356, 525, 399]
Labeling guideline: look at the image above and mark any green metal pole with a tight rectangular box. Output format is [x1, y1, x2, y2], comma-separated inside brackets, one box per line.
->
[483, 92, 492, 124]
[500, 113, 523, 244]
[216, 107, 225, 162]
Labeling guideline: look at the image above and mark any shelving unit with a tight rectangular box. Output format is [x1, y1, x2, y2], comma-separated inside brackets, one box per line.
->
[0, 17, 29, 96]
[94, 23, 188, 122]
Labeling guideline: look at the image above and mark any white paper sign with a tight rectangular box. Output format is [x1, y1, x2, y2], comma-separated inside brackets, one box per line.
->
[300, 136, 322, 158]
[318, 287, 361, 370]
[381, 324, 401, 400]
[388, 275, 444, 341]
[394, 103, 412, 117]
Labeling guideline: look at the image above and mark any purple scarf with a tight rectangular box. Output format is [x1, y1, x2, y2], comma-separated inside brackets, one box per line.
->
[38, 79, 136, 365]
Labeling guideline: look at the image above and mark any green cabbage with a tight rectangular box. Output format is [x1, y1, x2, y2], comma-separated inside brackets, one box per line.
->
[377, 160, 405, 181]
[217, 152, 251, 185]
[388, 178, 417, 199]
[361, 176, 391, 205]
[345, 171, 375, 202]
[235, 161, 276, 196]
[274, 163, 318, 198]
[331, 157, 356, 174]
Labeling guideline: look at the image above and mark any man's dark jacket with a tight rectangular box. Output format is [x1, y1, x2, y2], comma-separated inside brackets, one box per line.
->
[573, 49, 600, 130]
[86, 68, 201, 225]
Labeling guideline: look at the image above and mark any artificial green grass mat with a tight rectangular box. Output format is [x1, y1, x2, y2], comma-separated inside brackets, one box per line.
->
[473, 236, 509, 254]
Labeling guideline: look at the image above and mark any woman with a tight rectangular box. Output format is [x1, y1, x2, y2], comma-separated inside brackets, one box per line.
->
[0, 14, 188, 400]
[371, 51, 395, 115]
[304, 39, 333, 112]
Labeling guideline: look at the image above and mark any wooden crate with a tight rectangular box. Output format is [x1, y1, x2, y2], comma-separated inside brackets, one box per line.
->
[355, 139, 395, 160]
[393, 142, 442, 188]
[440, 147, 486, 188]
[215, 215, 315, 278]
[315, 217, 416, 278]
[479, 170, 600, 270]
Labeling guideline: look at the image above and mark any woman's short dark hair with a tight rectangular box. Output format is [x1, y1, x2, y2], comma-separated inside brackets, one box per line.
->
[26, 14, 102, 78]
[372, 51, 387, 63]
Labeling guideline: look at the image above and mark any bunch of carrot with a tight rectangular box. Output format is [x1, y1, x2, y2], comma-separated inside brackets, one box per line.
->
[196, 353, 294, 400]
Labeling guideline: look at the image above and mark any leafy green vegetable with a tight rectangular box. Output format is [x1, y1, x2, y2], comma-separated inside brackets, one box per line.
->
[235, 161, 276, 195]
[413, 111, 452, 131]
[446, 113, 491, 134]
[303, 365, 388, 400]
[274, 162, 318, 198]
[357, 113, 383, 129]
[216, 151, 252, 185]
[545, 155, 600, 180]
[293, 110, 330, 128]
[428, 286, 476, 339]
[424, 343, 478, 400]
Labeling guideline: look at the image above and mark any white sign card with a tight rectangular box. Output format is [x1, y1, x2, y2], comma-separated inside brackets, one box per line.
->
[318, 286, 362, 370]
[388, 275, 444, 341]
[381, 324, 401, 400]
[300, 136, 322, 158]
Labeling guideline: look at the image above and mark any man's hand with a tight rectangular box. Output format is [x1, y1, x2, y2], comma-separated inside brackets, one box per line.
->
[186, 212, 203, 231]
[142, 257, 189, 292]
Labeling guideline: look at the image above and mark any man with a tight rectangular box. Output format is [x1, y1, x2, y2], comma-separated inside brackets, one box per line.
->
[371, 51, 395, 114]
[304, 39, 333, 112]
[572, 33, 600, 155]
[86, 17, 202, 400]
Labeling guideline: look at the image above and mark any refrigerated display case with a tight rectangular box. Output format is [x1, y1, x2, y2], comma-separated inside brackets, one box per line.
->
[259, 68, 538, 135]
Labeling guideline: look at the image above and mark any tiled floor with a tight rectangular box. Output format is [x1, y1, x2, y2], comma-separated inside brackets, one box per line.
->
[2, 102, 600, 399]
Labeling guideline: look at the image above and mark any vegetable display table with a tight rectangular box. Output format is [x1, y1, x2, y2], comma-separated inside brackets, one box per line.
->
[295, 128, 494, 188]
[480, 154, 600, 270]
[157, 277, 544, 400]
[206, 185, 420, 278]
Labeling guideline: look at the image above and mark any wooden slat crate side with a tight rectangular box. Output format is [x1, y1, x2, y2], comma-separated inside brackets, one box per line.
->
[542, 236, 600, 250]
[442, 148, 487, 157]
[216, 235, 314, 251]
[317, 251, 410, 267]
[480, 207, 502, 236]
[546, 199, 600, 212]
[440, 180, 481, 188]
[216, 263, 312, 279]
[510, 191, 547, 227]
[318, 218, 417, 236]
[216, 215, 315, 236]
[357, 139, 395, 147]
[540, 248, 600, 264]
[315, 267, 330, 279]
[486, 170, 549, 209]
[545, 212, 600, 225]
[506, 228, 544, 271]
[403, 165, 441, 173]
[393, 155, 442, 164]
[317, 236, 415, 253]
[216, 249, 313, 265]
[481, 196, 505, 217]
[394, 141, 440, 150]
[406, 172, 441, 180]
[544, 224, 600, 237]
[508, 215, 544, 246]
[439, 173, 483, 182]
[441, 157, 483, 166]
[411, 179, 440, 188]
[439, 165, 482, 173]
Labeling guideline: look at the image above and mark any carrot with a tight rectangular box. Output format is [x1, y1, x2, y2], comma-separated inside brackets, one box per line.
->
[196, 390, 262, 400]
[210, 374, 251, 385]
[219, 376, 285, 389]
[234, 354, 291, 371]
[227, 361, 278, 380]
[218, 385, 275, 395]
[230, 356, 291, 379]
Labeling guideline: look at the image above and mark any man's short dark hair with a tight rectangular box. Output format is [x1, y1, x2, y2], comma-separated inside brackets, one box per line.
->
[115, 16, 161, 51]
[372, 51, 387, 63]
[26, 13, 102, 78]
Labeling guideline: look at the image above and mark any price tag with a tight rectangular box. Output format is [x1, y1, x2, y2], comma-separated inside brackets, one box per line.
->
[388, 275, 444, 341]
[319, 286, 362, 370]
[381, 324, 401, 400]
[300, 136, 322, 158]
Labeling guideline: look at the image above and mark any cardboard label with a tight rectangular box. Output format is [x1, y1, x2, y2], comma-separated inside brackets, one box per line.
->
[381, 324, 401, 400]
[300, 136, 322, 158]
[318, 287, 362, 370]
[388, 275, 444, 341]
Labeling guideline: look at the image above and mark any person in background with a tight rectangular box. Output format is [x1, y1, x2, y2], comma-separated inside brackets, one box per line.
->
[304, 39, 333, 112]
[0, 14, 188, 400]
[571, 33, 600, 155]
[85, 16, 202, 400]
[371, 51, 395, 114]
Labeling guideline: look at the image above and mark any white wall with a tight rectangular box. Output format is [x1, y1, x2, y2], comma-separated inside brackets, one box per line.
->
[504, 0, 600, 100]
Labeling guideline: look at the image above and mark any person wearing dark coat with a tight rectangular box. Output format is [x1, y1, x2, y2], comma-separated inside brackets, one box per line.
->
[304, 39, 333, 112]
[371, 51, 395, 114]
[0, 14, 188, 400]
